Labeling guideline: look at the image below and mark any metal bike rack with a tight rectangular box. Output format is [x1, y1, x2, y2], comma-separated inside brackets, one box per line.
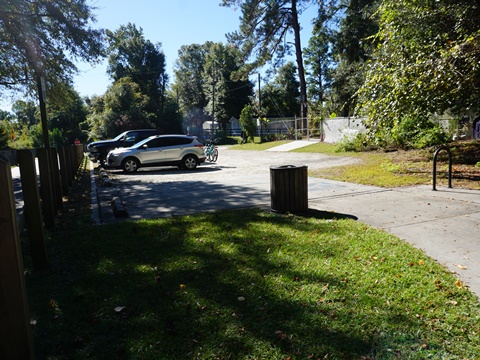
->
[432, 146, 452, 191]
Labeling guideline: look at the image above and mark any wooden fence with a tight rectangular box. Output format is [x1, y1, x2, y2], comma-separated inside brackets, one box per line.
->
[0, 144, 84, 359]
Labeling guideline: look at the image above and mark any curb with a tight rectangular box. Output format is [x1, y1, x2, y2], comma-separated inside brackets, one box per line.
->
[111, 196, 128, 218]
[94, 166, 129, 219]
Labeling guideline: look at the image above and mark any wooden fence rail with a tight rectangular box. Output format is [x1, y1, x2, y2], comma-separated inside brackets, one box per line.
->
[0, 154, 35, 360]
[0, 144, 85, 359]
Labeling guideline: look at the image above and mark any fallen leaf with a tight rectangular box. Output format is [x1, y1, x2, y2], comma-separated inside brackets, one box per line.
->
[179, 284, 187, 290]
[418, 260, 424, 265]
[238, 296, 245, 301]
[455, 264, 467, 270]
[455, 279, 463, 288]
[114, 306, 126, 313]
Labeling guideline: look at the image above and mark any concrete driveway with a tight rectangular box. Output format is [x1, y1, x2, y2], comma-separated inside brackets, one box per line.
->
[94, 146, 362, 222]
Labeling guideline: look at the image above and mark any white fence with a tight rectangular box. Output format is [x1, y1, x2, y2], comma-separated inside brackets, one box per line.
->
[252, 117, 367, 143]
[219, 116, 464, 143]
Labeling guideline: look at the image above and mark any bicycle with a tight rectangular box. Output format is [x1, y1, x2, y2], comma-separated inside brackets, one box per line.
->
[204, 140, 218, 162]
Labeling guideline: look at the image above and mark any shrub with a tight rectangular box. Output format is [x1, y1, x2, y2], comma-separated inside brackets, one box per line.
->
[336, 131, 377, 152]
[393, 117, 448, 149]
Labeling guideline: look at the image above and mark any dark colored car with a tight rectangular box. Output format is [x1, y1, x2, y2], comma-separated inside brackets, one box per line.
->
[87, 129, 159, 165]
[106, 135, 206, 173]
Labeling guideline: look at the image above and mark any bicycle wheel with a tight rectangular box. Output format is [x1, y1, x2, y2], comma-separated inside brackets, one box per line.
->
[211, 148, 218, 162]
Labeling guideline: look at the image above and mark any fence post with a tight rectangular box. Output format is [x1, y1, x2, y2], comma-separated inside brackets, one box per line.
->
[65, 146, 74, 187]
[0, 155, 35, 359]
[50, 147, 63, 209]
[70, 145, 76, 178]
[37, 148, 56, 228]
[58, 146, 69, 195]
[76, 144, 84, 168]
[17, 150, 49, 272]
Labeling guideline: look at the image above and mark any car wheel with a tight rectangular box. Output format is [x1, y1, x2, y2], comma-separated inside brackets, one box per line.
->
[122, 157, 139, 173]
[182, 155, 198, 170]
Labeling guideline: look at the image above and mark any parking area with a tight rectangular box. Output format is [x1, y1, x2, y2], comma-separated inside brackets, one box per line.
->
[93, 146, 363, 223]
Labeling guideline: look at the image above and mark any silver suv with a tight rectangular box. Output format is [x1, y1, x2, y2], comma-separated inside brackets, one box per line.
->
[106, 135, 205, 173]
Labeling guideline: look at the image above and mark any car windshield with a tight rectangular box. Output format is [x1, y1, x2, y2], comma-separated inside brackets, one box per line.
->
[112, 131, 128, 141]
[131, 136, 157, 148]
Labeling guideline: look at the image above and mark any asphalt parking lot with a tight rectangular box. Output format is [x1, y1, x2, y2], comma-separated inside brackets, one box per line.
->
[93, 146, 362, 223]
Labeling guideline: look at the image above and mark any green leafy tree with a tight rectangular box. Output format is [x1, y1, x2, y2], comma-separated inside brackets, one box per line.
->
[11, 100, 37, 125]
[86, 77, 154, 140]
[239, 103, 257, 142]
[222, 0, 319, 123]
[0, 110, 14, 148]
[173, 43, 212, 113]
[0, 0, 104, 96]
[304, 22, 333, 108]
[261, 62, 300, 117]
[203, 43, 254, 129]
[331, 0, 379, 117]
[47, 83, 88, 145]
[106, 23, 168, 119]
[358, 0, 480, 143]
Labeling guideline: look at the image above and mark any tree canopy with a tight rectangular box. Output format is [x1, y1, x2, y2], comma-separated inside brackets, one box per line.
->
[261, 62, 300, 117]
[106, 23, 168, 115]
[358, 0, 480, 140]
[174, 42, 212, 112]
[0, 0, 104, 96]
[221, 0, 317, 121]
[101, 23, 180, 134]
[174, 41, 253, 133]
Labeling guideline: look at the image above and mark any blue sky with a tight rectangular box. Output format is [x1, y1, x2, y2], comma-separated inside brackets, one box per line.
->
[73, 0, 245, 98]
[2, 0, 316, 111]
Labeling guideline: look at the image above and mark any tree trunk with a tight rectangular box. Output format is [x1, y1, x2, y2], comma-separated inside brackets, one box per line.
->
[291, 0, 308, 129]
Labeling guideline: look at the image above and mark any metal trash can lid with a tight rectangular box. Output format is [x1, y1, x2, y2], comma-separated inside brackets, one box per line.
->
[270, 164, 307, 170]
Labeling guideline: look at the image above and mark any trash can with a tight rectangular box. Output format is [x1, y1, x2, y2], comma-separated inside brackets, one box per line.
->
[270, 165, 308, 213]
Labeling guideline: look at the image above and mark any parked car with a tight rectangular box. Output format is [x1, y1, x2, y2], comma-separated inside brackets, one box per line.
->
[106, 134, 206, 173]
[87, 129, 159, 165]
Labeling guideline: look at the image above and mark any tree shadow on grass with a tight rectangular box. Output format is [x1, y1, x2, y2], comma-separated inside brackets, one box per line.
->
[27, 208, 427, 359]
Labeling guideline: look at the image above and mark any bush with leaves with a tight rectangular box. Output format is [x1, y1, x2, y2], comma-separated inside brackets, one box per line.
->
[239, 104, 257, 142]
[393, 117, 449, 149]
[336, 131, 374, 152]
[0, 123, 9, 149]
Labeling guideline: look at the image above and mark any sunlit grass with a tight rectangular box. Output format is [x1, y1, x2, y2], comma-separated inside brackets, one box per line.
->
[26, 208, 480, 359]
[229, 139, 292, 151]
[292, 142, 433, 188]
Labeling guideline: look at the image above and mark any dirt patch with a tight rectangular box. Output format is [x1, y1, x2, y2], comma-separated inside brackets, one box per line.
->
[383, 140, 480, 189]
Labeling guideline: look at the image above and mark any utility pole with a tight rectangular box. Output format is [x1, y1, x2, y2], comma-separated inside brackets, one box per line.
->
[36, 73, 50, 151]
[258, 73, 261, 111]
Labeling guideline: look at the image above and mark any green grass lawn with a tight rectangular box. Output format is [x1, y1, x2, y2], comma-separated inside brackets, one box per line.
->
[22, 154, 480, 359]
[229, 139, 292, 151]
